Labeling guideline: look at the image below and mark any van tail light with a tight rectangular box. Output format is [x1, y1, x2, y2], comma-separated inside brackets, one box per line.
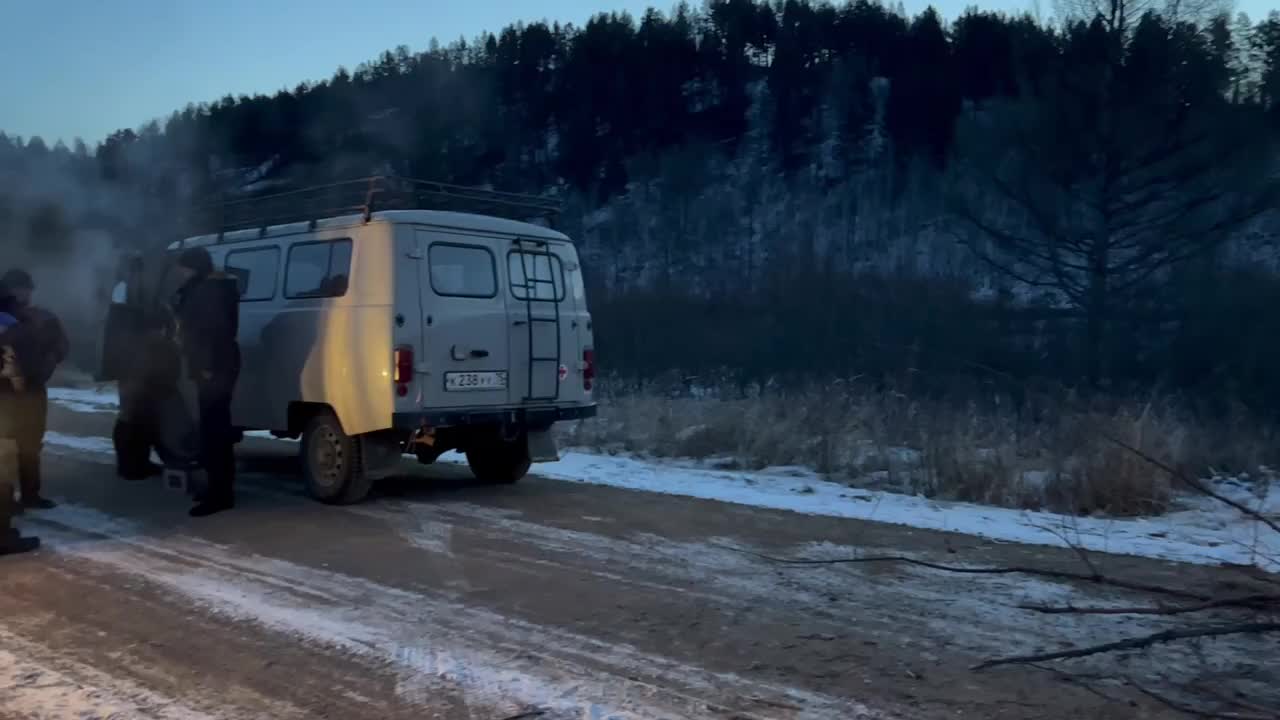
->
[582, 348, 595, 392]
[394, 345, 414, 397]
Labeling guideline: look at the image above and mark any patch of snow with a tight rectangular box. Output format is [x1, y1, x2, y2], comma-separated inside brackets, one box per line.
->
[44, 432, 115, 454]
[0, 629, 223, 720]
[47, 386, 119, 414]
[435, 449, 1280, 572]
[244, 430, 297, 443]
[673, 424, 709, 444]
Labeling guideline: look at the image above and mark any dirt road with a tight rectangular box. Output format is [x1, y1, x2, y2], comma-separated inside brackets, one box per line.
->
[1, 402, 1270, 719]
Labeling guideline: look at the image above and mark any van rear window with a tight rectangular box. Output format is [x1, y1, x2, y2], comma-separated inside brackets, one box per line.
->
[285, 239, 352, 299]
[429, 243, 496, 298]
[508, 251, 565, 302]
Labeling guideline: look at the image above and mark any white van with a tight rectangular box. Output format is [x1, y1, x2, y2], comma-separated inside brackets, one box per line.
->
[144, 178, 597, 503]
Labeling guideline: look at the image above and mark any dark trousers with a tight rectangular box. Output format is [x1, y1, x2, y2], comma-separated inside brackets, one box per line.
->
[113, 419, 155, 479]
[0, 438, 17, 534]
[197, 378, 236, 503]
[11, 389, 46, 501]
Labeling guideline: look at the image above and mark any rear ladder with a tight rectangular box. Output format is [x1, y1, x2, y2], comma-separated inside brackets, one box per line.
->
[513, 239, 562, 402]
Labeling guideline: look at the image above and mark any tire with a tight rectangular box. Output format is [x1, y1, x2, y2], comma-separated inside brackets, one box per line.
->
[299, 412, 372, 504]
[465, 436, 532, 485]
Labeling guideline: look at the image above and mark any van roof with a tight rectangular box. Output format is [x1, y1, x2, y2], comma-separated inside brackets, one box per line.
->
[169, 209, 571, 250]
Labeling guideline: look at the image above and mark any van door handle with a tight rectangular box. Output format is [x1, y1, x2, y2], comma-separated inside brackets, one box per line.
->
[451, 344, 489, 361]
[512, 320, 527, 327]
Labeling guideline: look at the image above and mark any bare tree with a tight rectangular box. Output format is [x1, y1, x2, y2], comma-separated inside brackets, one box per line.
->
[948, 16, 1278, 385]
[1054, 0, 1232, 32]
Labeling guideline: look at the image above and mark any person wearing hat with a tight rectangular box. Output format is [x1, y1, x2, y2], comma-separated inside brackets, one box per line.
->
[171, 247, 241, 517]
[0, 268, 68, 511]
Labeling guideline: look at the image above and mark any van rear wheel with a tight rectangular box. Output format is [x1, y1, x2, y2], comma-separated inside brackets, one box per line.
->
[300, 412, 372, 504]
[466, 435, 531, 485]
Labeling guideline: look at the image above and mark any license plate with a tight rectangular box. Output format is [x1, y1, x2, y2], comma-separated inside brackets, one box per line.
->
[445, 371, 508, 392]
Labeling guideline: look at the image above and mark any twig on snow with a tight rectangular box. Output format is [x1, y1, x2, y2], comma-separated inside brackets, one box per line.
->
[497, 710, 547, 720]
[1025, 663, 1123, 704]
[1031, 518, 1102, 579]
[1193, 682, 1280, 719]
[717, 543, 1211, 601]
[1127, 678, 1276, 720]
[1018, 594, 1280, 616]
[971, 623, 1280, 671]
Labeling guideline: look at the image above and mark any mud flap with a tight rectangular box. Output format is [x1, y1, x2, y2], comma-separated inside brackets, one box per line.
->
[527, 428, 559, 463]
[363, 435, 405, 480]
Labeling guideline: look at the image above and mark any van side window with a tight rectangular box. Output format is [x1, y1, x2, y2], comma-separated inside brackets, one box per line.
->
[285, 239, 352, 299]
[225, 247, 280, 301]
[508, 251, 565, 302]
[429, 243, 496, 298]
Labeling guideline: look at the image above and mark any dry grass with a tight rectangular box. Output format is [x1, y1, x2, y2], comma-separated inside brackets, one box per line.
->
[560, 376, 1280, 517]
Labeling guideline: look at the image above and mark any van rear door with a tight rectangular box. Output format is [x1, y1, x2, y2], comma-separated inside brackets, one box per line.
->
[416, 229, 511, 409]
[505, 239, 580, 406]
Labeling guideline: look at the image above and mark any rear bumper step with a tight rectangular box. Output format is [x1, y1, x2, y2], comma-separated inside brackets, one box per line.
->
[393, 403, 597, 430]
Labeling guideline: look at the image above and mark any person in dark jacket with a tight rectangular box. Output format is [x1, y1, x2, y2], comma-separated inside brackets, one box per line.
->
[172, 247, 241, 517]
[104, 252, 164, 480]
[109, 308, 172, 482]
[0, 268, 68, 510]
[0, 291, 42, 555]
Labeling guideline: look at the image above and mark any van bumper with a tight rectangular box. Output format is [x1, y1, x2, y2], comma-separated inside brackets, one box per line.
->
[393, 403, 598, 430]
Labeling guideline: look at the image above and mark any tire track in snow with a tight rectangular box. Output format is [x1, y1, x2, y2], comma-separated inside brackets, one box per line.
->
[27, 503, 882, 720]
[0, 628, 228, 720]
[39, 436, 1172, 678]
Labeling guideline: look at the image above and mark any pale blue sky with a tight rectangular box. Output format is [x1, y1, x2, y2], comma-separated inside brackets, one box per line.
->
[0, 0, 1265, 146]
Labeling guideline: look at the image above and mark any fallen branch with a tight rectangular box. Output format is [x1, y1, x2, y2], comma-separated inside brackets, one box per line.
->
[1018, 594, 1280, 616]
[1101, 433, 1280, 536]
[1027, 665, 1280, 719]
[1128, 678, 1275, 720]
[1025, 663, 1122, 703]
[1193, 682, 1280, 719]
[972, 622, 1280, 671]
[717, 543, 1211, 601]
[497, 711, 547, 720]
[1031, 518, 1101, 579]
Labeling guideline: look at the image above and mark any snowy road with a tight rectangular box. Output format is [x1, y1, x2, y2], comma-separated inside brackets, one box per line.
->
[1, 395, 1274, 719]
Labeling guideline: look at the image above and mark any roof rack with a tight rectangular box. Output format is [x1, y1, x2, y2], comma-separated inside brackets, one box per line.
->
[181, 175, 562, 239]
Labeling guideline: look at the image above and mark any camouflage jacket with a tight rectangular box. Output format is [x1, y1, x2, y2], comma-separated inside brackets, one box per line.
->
[0, 322, 43, 394]
[15, 306, 69, 389]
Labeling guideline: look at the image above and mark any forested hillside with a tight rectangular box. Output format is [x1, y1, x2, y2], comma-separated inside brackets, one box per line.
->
[3, 0, 1280, 408]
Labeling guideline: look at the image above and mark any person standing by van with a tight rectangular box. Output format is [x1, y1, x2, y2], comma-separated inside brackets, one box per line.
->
[0, 290, 42, 554]
[0, 269, 68, 511]
[103, 252, 168, 480]
[172, 248, 241, 517]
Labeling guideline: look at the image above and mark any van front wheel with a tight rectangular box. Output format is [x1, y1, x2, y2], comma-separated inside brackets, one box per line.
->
[466, 436, 531, 485]
[300, 413, 372, 504]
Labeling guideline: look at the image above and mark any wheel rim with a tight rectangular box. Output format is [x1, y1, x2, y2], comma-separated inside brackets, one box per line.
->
[309, 424, 345, 490]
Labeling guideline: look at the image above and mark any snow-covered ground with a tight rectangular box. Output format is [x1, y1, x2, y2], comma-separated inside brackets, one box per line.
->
[46, 385, 1280, 572]
[29, 503, 869, 720]
[0, 628, 219, 720]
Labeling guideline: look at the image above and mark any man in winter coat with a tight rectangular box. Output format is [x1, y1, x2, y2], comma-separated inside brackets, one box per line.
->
[172, 247, 241, 517]
[102, 252, 170, 480]
[0, 268, 68, 510]
[0, 290, 42, 555]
